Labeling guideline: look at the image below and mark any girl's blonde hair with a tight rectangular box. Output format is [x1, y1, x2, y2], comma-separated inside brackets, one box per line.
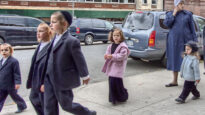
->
[108, 28, 125, 43]
[0, 43, 14, 55]
[38, 22, 53, 42]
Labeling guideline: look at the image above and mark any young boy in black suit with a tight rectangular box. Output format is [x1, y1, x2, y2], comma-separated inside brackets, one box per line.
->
[0, 43, 27, 113]
[42, 11, 96, 115]
[203, 26, 205, 74]
[26, 23, 52, 115]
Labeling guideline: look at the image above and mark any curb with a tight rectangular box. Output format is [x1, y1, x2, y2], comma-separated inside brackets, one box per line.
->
[12, 42, 109, 50]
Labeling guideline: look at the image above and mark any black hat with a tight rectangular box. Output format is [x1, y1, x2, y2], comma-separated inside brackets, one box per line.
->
[60, 11, 72, 25]
[185, 41, 198, 53]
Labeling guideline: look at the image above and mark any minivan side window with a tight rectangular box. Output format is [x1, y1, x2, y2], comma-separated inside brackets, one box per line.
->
[79, 19, 92, 28]
[196, 17, 205, 32]
[0, 17, 6, 26]
[159, 14, 169, 29]
[93, 20, 105, 28]
[7, 17, 26, 27]
[27, 18, 42, 27]
[105, 21, 113, 29]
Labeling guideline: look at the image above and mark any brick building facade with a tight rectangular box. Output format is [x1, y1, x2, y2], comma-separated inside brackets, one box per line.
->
[0, 0, 164, 21]
[164, 0, 205, 18]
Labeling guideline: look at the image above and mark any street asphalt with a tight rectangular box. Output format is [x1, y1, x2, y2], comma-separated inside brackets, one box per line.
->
[1, 61, 205, 115]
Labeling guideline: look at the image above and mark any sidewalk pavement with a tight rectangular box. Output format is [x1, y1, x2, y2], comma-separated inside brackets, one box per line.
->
[1, 63, 205, 115]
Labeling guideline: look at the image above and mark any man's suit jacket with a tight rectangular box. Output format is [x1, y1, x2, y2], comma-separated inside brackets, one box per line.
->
[0, 56, 21, 90]
[44, 31, 89, 90]
[203, 26, 205, 46]
[26, 43, 50, 91]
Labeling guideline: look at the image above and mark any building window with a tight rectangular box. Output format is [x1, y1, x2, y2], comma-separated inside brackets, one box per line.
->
[55, 0, 134, 3]
[106, 0, 120, 2]
[94, 0, 102, 2]
[128, 0, 134, 3]
[112, 0, 118, 2]
[142, 0, 147, 4]
[86, 0, 93, 2]
[152, 0, 157, 4]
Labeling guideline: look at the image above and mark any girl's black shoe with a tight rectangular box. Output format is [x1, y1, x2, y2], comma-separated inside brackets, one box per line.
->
[175, 98, 185, 103]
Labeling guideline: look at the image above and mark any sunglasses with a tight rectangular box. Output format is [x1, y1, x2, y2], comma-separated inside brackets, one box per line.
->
[1, 49, 9, 52]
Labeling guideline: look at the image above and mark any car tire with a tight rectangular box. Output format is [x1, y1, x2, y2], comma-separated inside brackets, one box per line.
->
[0, 37, 4, 44]
[84, 34, 93, 45]
[102, 41, 108, 44]
[130, 56, 140, 60]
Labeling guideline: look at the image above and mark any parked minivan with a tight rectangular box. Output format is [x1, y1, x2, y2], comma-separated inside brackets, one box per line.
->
[70, 18, 115, 45]
[0, 15, 44, 45]
[123, 11, 205, 66]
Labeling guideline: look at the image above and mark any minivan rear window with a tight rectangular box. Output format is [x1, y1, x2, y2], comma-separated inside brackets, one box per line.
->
[79, 19, 92, 28]
[123, 12, 154, 30]
[70, 20, 77, 27]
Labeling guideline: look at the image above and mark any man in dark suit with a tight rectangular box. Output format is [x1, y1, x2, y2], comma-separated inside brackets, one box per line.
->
[26, 23, 51, 115]
[203, 26, 205, 74]
[42, 11, 96, 115]
[0, 43, 27, 113]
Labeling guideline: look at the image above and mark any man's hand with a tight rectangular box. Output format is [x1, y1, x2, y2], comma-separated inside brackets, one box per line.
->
[83, 78, 90, 85]
[40, 85, 44, 92]
[15, 84, 20, 90]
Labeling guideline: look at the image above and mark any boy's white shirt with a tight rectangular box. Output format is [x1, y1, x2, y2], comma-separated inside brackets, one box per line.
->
[53, 30, 67, 47]
[1, 57, 8, 65]
[52, 30, 90, 80]
[39, 41, 49, 52]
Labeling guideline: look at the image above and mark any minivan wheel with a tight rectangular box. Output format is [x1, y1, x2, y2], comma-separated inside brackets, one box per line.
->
[0, 37, 4, 44]
[84, 35, 93, 45]
[102, 41, 108, 44]
[161, 55, 167, 68]
[130, 56, 140, 60]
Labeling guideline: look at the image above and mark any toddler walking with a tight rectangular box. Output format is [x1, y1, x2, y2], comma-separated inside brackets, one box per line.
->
[102, 28, 129, 105]
[175, 41, 200, 103]
[0, 43, 27, 113]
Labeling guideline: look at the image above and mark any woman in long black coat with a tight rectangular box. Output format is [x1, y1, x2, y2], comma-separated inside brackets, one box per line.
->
[163, 0, 197, 87]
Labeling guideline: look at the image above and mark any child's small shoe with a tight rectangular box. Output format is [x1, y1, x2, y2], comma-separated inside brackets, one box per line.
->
[175, 98, 185, 103]
[191, 96, 200, 100]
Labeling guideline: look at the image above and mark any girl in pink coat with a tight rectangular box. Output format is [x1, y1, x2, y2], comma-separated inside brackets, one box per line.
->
[102, 28, 130, 105]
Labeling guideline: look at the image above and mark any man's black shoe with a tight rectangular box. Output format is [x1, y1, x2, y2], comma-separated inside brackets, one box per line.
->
[15, 107, 26, 114]
[15, 109, 23, 114]
[191, 96, 200, 100]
